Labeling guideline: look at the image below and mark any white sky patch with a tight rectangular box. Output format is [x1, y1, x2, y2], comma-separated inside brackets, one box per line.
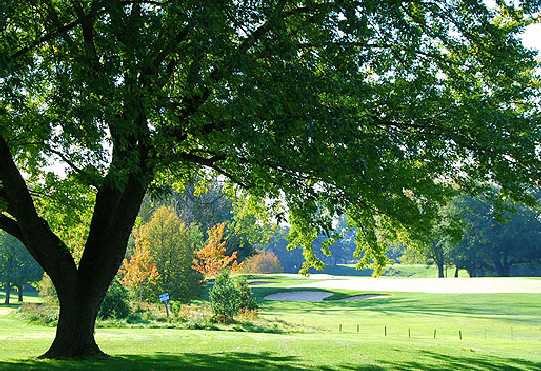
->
[523, 23, 541, 51]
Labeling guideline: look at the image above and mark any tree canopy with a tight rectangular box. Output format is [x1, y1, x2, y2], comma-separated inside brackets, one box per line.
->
[0, 0, 540, 358]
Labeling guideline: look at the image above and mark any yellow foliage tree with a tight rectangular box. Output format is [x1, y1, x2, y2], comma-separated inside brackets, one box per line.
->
[193, 223, 238, 277]
[119, 227, 159, 301]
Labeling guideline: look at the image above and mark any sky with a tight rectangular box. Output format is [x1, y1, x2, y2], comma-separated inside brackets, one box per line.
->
[523, 23, 541, 51]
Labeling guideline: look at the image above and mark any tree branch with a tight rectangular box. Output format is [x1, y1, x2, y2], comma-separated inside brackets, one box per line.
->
[0, 136, 77, 285]
[0, 214, 24, 242]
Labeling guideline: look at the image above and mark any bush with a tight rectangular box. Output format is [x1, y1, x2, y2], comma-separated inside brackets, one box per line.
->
[18, 303, 58, 326]
[237, 251, 283, 274]
[209, 271, 258, 323]
[98, 278, 131, 319]
[171, 302, 211, 322]
[235, 276, 257, 311]
[209, 270, 240, 322]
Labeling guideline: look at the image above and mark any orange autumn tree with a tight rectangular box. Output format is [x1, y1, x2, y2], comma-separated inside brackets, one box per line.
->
[237, 251, 283, 274]
[193, 223, 238, 277]
[119, 226, 159, 301]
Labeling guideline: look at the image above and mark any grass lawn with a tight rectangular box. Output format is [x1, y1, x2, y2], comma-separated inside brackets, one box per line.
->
[320, 263, 470, 278]
[0, 276, 540, 370]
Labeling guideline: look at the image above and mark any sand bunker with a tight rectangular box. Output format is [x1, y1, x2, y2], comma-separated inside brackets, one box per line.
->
[264, 291, 333, 302]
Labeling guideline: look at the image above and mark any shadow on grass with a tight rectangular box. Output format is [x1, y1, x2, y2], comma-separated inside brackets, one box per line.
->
[379, 350, 541, 371]
[0, 352, 380, 371]
[0, 350, 539, 371]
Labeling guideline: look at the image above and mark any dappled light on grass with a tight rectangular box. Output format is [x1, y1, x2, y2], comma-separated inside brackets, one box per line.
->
[0, 350, 539, 371]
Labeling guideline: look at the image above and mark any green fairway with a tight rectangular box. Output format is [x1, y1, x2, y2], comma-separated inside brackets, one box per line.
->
[1, 276, 540, 370]
[320, 263, 470, 278]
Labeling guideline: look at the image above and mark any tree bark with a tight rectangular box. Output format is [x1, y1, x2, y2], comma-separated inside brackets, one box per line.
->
[454, 266, 459, 278]
[40, 292, 104, 359]
[17, 284, 23, 302]
[4, 282, 10, 304]
[437, 261, 445, 278]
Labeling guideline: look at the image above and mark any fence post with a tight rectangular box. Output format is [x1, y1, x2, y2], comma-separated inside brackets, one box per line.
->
[339, 323, 342, 333]
[459, 330, 462, 340]
[385, 325, 387, 337]
[408, 328, 411, 338]
[434, 329, 436, 339]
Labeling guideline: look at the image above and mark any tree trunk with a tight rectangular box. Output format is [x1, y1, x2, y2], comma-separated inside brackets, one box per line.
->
[17, 284, 23, 302]
[437, 261, 445, 278]
[39, 176, 148, 358]
[0, 119, 151, 359]
[454, 267, 459, 278]
[4, 282, 10, 304]
[40, 291, 105, 359]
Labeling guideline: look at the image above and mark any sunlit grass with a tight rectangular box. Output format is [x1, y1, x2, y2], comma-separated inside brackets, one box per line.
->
[0, 276, 540, 370]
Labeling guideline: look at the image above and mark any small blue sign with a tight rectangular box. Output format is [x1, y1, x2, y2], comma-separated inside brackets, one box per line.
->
[159, 293, 170, 302]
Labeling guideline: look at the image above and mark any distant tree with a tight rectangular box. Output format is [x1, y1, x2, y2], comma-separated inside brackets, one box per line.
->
[412, 201, 466, 277]
[238, 251, 283, 274]
[119, 227, 160, 302]
[193, 223, 238, 278]
[452, 197, 541, 277]
[0, 232, 43, 303]
[263, 226, 305, 273]
[139, 181, 270, 263]
[139, 206, 204, 302]
[386, 244, 406, 263]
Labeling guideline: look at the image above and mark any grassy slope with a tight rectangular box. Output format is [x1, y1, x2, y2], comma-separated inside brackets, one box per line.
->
[0, 276, 540, 370]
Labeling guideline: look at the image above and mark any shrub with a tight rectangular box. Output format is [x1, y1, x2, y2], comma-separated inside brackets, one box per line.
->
[18, 303, 58, 326]
[235, 276, 258, 311]
[171, 302, 211, 322]
[209, 270, 240, 322]
[237, 251, 283, 274]
[98, 278, 131, 319]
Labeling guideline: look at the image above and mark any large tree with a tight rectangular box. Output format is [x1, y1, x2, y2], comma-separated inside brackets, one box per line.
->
[1, 0, 540, 358]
